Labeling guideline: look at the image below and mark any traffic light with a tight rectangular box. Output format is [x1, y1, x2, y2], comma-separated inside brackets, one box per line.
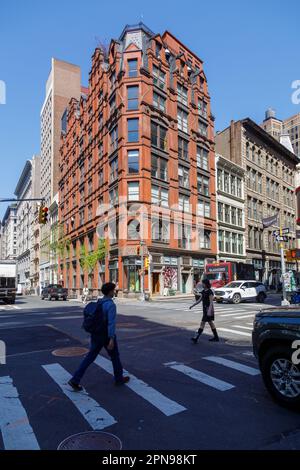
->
[39, 205, 49, 225]
[144, 257, 149, 269]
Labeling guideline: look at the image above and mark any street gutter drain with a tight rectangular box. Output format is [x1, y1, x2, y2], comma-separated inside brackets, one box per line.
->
[57, 431, 122, 450]
[52, 347, 89, 357]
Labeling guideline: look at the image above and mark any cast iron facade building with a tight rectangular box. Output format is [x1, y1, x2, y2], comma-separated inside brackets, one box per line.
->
[216, 118, 297, 282]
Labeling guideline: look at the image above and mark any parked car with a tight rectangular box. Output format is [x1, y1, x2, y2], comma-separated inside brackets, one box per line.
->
[41, 284, 68, 301]
[252, 306, 300, 408]
[214, 280, 267, 304]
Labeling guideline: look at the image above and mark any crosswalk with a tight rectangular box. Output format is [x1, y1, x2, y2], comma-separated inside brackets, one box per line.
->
[0, 353, 261, 449]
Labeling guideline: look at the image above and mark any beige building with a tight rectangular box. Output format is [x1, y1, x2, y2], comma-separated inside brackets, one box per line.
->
[14, 156, 41, 291]
[216, 154, 246, 262]
[216, 118, 298, 283]
[40, 58, 81, 288]
[261, 108, 300, 158]
[1, 204, 17, 260]
[283, 113, 300, 158]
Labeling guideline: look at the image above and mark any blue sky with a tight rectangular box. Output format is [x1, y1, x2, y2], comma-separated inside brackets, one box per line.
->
[1, 0, 300, 218]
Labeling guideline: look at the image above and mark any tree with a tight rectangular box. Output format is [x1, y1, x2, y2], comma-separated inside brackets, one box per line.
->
[79, 238, 107, 275]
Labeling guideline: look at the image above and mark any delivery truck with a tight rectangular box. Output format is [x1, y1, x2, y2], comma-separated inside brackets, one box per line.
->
[0, 260, 17, 304]
[203, 262, 255, 289]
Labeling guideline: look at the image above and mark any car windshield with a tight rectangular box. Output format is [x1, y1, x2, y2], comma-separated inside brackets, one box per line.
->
[225, 282, 243, 288]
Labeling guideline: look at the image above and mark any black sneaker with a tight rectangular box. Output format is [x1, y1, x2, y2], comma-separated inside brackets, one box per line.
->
[115, 376, 130, 386]
[68, 380, 83, 391]
[191, 337, 199, 344]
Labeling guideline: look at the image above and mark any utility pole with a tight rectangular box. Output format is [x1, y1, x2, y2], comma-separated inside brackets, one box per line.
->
[280, 226, 290, 306]
[139, 240, 145, 302]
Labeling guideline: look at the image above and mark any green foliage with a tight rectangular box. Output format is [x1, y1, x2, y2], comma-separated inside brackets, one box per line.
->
[79, 238, 107, 274]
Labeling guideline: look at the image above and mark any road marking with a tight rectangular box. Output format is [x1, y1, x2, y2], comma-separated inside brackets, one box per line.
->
[0, 376, 40, 450]
[203, 356, 260, 376]
[94, 356, 186, 416]
[0, 321, 26, 328]
[164, 362, 235, 391]
[47, 316, 82, 320]
[232, 325, 253, 330]
[246, 322, 253, 326]
[218, 327, 252, 337]
[11, 305, 20, 310]
[219, 311, 256, 317]
[42, 363, 116, 430]
[234, 314, 256, 319]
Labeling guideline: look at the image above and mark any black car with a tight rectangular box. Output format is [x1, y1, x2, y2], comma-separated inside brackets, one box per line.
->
[253, 306, 300, 408]
[41, 284, 68, 301]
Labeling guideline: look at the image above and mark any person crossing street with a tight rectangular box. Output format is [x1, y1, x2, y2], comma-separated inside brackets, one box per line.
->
[190, 278, 219, 343]
[68, 282, 130, 391]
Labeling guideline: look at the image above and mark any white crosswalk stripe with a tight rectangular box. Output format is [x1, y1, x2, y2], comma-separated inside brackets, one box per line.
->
[232, 325, 253, 330]
[0, 351, 264, 449]
[234, 314, 256, 319]
[165, 362, 235, 391]
[94, 356, 186, 416]
[203, 356, 260, 376]
[0, 376, 40, 450]
[218, 327, 252, 337]
[42, 363, 116, 430]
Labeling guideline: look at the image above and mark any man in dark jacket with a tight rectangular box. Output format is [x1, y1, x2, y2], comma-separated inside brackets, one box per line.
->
[68, 282, 129, 391]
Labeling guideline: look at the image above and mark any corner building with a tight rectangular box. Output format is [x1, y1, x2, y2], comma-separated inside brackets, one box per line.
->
[59, 23, 217, 298]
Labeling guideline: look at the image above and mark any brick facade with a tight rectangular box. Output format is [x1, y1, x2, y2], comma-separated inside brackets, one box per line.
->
[59, 23, 217, 298]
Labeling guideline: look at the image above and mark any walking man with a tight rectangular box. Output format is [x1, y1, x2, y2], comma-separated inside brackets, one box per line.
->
[68, 282, 130, 391]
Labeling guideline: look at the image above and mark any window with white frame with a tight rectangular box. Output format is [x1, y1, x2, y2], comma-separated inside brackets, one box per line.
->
[178, 165, 189, 188]
[197, 199, 210, 218]
[179, 194, 190, 212]
[178, 108, 188, 133]
[153, 92, 166, 112]
[177, 83, 188, 106]
[197, 146, 209, 170]
[128, 182, 139, 201]
[153, 65, 166, 89]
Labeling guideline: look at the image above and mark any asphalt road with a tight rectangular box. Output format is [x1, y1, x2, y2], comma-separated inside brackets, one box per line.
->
[0, 294, 299, 451]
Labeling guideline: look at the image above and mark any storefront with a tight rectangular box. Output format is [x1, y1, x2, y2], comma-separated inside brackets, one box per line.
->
[252, 258, 263, 281]
[162, 256, 178, 295]
[123, 258, 141, 293]
[109, 260, 119, 284]
[192, 259, 205, 286]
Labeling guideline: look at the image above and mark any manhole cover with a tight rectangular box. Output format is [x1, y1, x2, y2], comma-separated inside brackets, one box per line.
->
[52, 347, 88, 357]
[58, 431, 122, 450]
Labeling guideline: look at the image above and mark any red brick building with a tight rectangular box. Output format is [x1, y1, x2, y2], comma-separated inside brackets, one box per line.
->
[59, 23, 217, 298]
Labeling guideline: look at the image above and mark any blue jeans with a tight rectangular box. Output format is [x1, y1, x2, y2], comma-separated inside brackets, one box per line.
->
[72, 335, 123, 384]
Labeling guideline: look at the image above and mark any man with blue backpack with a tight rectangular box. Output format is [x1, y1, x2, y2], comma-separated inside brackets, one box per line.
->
[68, 282, 130, 391]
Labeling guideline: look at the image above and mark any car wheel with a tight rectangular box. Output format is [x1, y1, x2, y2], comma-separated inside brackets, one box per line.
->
[260, 346, 300, 409]
[257, 292, 266, 303]
[231, 293, 241, 304]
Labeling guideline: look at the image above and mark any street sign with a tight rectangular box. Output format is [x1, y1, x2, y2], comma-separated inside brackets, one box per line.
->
[272, 230, 279, 237]
[276, 236, 289, 242]
[282, 228, 290, 234]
